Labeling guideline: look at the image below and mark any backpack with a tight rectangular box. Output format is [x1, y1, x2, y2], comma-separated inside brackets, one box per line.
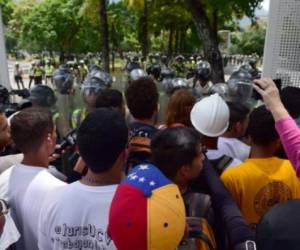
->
[126, 126, 154, 173]
[179, 192, 217, 250]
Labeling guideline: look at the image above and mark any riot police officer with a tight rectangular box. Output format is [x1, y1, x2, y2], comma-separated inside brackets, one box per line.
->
[53, 64, 75, 136]
[227, 69, 254, 107]
[188, 61, 213, 97]
[71, 66, 112, 129]
[45, 61, 55, 85]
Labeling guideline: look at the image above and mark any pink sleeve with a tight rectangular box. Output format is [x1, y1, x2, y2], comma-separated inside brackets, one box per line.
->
[276, 116, 300, 178]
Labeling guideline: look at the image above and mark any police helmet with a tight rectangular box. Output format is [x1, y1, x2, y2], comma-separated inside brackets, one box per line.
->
[89, 64, 101, 72]
[209, 83, 229, 99]
[195, 61, 211, 81]
[175, 55, 185, 62]
[249, 58, 257, 68]
[82, 69, 112, 96]
[227, 69, 253, 103]
[29, 85, 57, 108]
[132, 56, 139, 63]
[161, 68, 175, 80]
[239, 64, 253, 73]
[164, 78, 189, 95]
[53, 65, 74, 95]
[128, 69, 148, 82]
[161, 55, 168, 64]
[146, 64, 161, 80]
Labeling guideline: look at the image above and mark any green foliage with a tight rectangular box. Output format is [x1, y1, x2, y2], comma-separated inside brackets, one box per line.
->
[0, 0, 14, 25]
[229, 21, 266, 56]
[5, 0, 265, 55]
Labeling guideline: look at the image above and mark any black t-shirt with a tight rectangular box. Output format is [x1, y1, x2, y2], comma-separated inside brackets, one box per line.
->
[127, 122, 159, 171]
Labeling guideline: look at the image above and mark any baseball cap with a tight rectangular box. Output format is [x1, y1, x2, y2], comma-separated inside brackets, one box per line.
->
[256, 199, 300, 250]
[108, 164, 186, 250]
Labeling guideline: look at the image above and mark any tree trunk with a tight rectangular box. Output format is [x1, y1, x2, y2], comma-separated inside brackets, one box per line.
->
[141, 0, 149, 59]
[185, 0, 224, 83]
[174, 30, 179, 54]
[99, 0, 110, 72]
[180, 29, 186, 53]
[168, 27, 174, 56]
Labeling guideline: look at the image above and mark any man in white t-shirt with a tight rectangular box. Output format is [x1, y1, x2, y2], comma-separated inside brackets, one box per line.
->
[218, 102, 251, 162]
[38, 108, 128, 250]
[0, 107, 66, 250]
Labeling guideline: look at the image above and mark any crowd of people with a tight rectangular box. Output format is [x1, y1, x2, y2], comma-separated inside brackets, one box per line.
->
[0, 54, 300, 250]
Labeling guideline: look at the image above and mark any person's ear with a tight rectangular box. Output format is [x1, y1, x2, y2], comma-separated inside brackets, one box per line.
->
[46, 133, 54, 147]
[234, 122, 242, 135]
[273, 139, 282, 151]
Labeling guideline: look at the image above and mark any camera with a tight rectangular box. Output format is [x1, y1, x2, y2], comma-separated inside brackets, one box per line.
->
[55, 129, 77, 154]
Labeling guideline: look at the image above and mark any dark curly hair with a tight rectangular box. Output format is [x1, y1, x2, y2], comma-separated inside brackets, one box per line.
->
[125, 77, 158, 120]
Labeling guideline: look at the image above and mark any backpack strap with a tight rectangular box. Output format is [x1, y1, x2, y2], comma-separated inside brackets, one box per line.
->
[128, 136, 151, 154]
[209, 155, 233, 175]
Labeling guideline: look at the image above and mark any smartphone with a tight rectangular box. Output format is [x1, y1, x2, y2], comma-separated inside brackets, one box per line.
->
[253, 78, 282, 100]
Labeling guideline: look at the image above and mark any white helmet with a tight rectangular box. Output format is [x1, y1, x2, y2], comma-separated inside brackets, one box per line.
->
[190, 94, 229, 137]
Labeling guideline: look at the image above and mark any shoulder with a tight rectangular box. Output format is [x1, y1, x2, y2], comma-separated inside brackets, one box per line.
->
[36, 170, 67, 188]
[0, 166, 15, 200]
[0, 154, 23, 174]
[228, 158, 243, 169]
[221, 162, 248, 181]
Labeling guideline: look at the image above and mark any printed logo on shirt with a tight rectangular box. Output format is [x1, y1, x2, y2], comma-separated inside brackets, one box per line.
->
[254, 181, 292, 217]
[51, 223, 113, 249]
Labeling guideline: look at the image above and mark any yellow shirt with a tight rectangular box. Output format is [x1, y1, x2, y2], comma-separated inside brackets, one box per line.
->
[221, 157, 300, 227]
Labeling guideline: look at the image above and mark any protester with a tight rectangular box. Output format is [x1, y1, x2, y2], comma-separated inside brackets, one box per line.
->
[191, 94, 242, 174]
[254, 78, 300, 177]
[0, 109, 24, 173]
[38, 108, 128, 249]
[221, 105, 300, 226]
[218, 102, 250, 161]
[71, 67, 112, 129]
[0, 107, 66, 250]
[256, 199, 300, 250]
[125, 77, 159, 170]
[95, 88, 125, 117]
[151, 128, 255, 250]
[68, 89, 126, 182]
[0, 110, 11, 155]
[164, 89, 196, 128]
[108, 163, 186, 250]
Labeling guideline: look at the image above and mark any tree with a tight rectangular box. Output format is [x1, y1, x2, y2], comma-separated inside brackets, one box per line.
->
[125, 0, 150, 58]
[185, 0, 263, 83]
[99, 0, 110, 72]
[230, 21, 266, 56]
[17, 0, 84, 53]
[148, 0, 193, 54]
[0, 0, 14, 25]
